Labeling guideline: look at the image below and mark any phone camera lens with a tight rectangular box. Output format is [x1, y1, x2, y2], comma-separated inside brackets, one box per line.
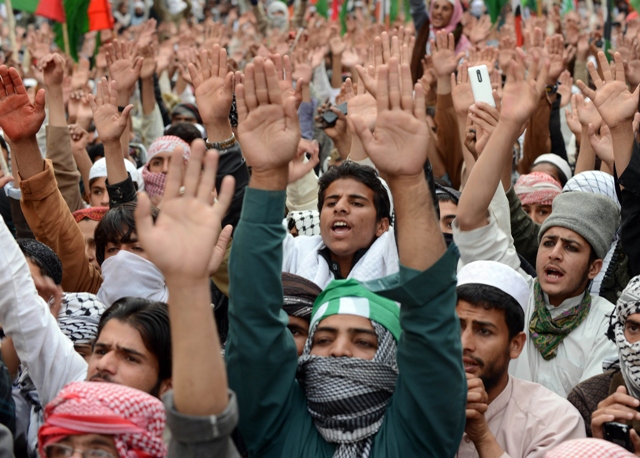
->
[477, 70, 482, 82]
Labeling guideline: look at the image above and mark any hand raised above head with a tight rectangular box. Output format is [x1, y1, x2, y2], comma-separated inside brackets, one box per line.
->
[86, 77, 133, 145]
[0, 66, 45, 143]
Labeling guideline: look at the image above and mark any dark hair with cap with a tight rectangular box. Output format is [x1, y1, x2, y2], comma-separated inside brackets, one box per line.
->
[87, 144, 105, 164]
[97, 297, 171, 395]
[94, 203, 159, 266]
[435, 184, 461, 205]
[171, 103, 202, 125]
[282, 273, 322, 321]
[165, 122, 203, 144]
[318, 161, 392, 224]
[17, 239, 63, 285]
[457, 284, 524, 340]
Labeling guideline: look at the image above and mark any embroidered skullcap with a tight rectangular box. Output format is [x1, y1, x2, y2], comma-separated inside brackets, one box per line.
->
[539, 192, 620, 260]
[457, 261, 530, 313]
[73, 206, 108, 224]
[544, 438, 634, 457]
[89, 158, 142, 189]
[514, 172, 562, 206]
[146, 136, 191, 164]
[311, 279, 401, 341]
[283, 273, 322, 320]
[287, 210, 320, 236]
[58, 293, 108, 345]
[17, 239, 63, 285]
[171, 103, 202, 124]
[39, 382, 166, 458]
[563, 170, 620, 209]
[533, 154, 573, 184]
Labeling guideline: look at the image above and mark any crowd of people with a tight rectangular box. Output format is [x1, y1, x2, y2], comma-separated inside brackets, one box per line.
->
[0, 0, 640, 456]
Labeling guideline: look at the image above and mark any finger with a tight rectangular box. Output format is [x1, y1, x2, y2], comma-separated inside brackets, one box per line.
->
[400, 63, 413, 112]
[197, 147, 219, 202]
[213, 175, 235, 222]
[614, 52, 626, 83]
[209, 224, 233, 274]
[235, 82, 248, 123]
[388, 58, 401, 109]
[243, 63, 257, 110]
[219, 47, 228, 78]
[211, 44, 220, 76]
[377, 65, 390, 113]
[109, 80, 118, 107]
[587, 60, 604, 89]
[164, 148, 185, 199]
[374, 36, 383, 68]
[265, 59, 284, 106]
[597, 51, 612, 82]
[381, 31, 390, 62]
[414, 83, 426, 122]
[134, 192, 154, 245]
[120, 105, 134, 127]
[576, 79, 596, 100]
[253, 58, 270, 105]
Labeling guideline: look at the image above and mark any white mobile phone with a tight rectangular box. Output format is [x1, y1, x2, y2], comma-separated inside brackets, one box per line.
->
[467, 65, 496, 108]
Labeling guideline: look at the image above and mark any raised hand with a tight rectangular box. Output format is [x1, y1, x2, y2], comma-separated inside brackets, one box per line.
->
[135, 141, 235, 283]
[236, 58, 301, 176]
[557, 70, 573, 108]
[430, 30, 465, 78]
[572, 93, 603, 131]
[139, 43, 158, 80]
[288, 139, 320, 184]
[577, 51, 640, 130]
[0, 66, 46, 142]
[468, 100, 501, 156]
[329, 27, 346, 56]
[40, 53, 65, 88]
[565, 98, 582, 138]
[469, 15, 493, 45]
[106, 40, 143, 94]
[86, 78, 133, 144]
[71, 57, 91, 91]
[625, 41, 640, 89]
[451, 62, 474, 117]
[544, 34, 566, 85]
[499, 52, 548, 128]
[188, 44, 234, 125]
[588, 123, 614, 170]
[349, 58, 429, 178]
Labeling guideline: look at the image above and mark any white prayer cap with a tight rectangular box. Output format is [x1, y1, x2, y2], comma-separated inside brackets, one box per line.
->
[532, 154, 573, 183]
[457, 261, 530, 314]
[89, 157, 142, 189]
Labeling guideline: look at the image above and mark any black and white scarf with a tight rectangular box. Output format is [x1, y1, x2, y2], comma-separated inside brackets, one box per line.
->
[297, 321, 398, 458]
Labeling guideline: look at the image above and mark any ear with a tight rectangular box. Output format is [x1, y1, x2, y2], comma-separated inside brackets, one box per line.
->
[158, 378, 172, 396]
[588, 258, 603, 280]
[375, 217, 390, 237]
[509, 332, 526, 360]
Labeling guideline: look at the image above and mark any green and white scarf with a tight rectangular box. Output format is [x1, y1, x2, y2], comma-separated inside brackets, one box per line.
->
[529, 279, 592, 360]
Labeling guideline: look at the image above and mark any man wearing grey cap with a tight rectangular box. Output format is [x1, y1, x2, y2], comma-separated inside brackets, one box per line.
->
[456, 260, 585, 458]
[453, 73, 619, 397]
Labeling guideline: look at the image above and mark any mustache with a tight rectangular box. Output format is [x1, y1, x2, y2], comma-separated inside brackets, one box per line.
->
[89, 372, 115, 383]
[464, 354, 485, 368]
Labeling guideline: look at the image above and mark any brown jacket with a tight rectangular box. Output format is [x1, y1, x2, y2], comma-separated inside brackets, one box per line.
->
[45, 125, 84, 213]
[20, 160, 102, 294]
[518, 95, 552, 175]
[435, 93, 463, 189]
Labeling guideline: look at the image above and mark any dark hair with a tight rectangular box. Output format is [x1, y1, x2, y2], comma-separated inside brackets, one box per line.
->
[97, 297, 171, 386]
[437, 193, 456, 204]
[457, 284, 525, 340]
[318, 161, 392, 224]
[165, 122, 203, 144]
[94, 202, 159, 265]
[87, 144, 105, 163]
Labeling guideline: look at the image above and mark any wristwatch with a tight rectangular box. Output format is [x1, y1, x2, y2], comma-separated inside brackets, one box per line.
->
[546, 84, 558, 95]
[205, 133, 236, 151]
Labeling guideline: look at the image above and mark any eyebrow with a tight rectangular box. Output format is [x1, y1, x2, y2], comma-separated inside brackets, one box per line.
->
[542, 235, 582, 246]
[315, 326, 378, 337]
[459, 318, 499, 330]
[442, 214, 456, 221]
[627, 318, 640, 327]
[325, 194, 370, 202]
[94, 343, 148, 361]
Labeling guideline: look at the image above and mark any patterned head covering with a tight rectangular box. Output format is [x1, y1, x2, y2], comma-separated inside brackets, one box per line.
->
[563, 171, 620, 209]
[39, 382, 167, 458]
[17, 239, 63, 285]
[171, 103, 202, 124]
[146, 136, 191, 164]
[73, 207, 108, 224]
[612, 276, 640, 399]
[58, 293, 108, 345]
[544, 438, 635, 457]
[282, 272, 322, 320]
[287, 210, 321, 237]
[514, 172, 562, 207]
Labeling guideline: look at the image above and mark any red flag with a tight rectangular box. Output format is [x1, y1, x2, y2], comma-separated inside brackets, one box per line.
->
[87, 0, 114, 30]
[35, 0, 66, 22]
[331, 0, 339, 21]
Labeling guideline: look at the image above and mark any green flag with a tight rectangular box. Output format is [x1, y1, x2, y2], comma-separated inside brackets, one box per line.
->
[389, 0, 398, 22]
[315, 0, 329, 18]
[339, 0, 349, 34]
[486, 0, 509, 23]
[402, 0, 411, 22]
[562, 0, 574, 14]
[8, 0, 39, 12]
[54, 0, 91, 61]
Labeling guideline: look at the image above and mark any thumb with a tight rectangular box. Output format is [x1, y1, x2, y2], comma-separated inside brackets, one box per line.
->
[34, 89, 46, 111]
[120, 104, 134, 126]
[134, 192, 154, 247]
[349, 114, 374, 147]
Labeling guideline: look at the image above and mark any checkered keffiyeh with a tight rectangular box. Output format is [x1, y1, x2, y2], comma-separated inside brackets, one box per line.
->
[142, 167, 167, 198]
[545, 438, 635, 457]
[39, 382, 167, 458]
[287, 210, 321, 236]
[297, 321, 398, 458]
[612, 276, 640, 400]
[58, 293, 107, 345]
[563, 171, 620, 209]
[146, 136, 191, 163]
[514, 172, 562, 206]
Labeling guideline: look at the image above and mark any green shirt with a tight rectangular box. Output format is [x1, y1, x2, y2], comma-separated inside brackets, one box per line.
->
[227, 188, 466, 457]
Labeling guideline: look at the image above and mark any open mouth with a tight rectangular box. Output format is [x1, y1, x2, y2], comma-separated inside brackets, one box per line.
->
[331, 220, 352, 236]
[544, 265, 565, 280]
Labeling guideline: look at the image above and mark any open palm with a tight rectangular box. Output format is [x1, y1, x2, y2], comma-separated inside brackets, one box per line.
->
[0, 66, 45, 142]
[87, 78, 132, 144]
[431, 31, 464, 78]
[190, 45, 234, 124]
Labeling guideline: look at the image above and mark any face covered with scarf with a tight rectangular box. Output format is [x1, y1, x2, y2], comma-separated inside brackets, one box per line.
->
[612, 276, 640, 399]
[39, 381, 166, 458]
[143, 136, 191, 205]
[514, 172, 562, 224]
[297, 279, 400, 458]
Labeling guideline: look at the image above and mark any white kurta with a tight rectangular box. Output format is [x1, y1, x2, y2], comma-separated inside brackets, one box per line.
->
[453, 186, 618, 397]
[457, 376, 586, 458]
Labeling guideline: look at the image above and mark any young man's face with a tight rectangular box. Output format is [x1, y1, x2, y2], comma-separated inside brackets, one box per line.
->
[431, 0, 454, 28]
[456, 300, 524, 393]
[310, 314, 378, 360]
[624, 312, 640, 343]
[78, 218, 100, 269]
[438, 200, 457, 234]
[46, 433, 118, 458]
[287, 315, 310, 356]
[536, 226, 602, 305]
[148, 151, 173, 173]
[103, 231, 149, 262]
[87, 319, 169, 396]
[320, 178, 389, 260]
[90, 177, 109, 208]
[522, 202, 553, 225]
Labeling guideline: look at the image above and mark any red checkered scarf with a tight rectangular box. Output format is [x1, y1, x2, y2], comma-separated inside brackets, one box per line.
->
[38, 382, 167, 458]
[545, 439, 635, 457]
[143, 136, 191, 198]
[142, 167, 167, 198]
[514, 172, 562, 207]
[73, 207, 109, 224]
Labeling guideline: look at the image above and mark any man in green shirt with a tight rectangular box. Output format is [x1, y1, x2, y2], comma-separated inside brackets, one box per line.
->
[227, 56, 466, 457]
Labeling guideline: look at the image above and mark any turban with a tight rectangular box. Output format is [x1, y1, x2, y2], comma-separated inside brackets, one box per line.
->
[73, 207, 108, 224]
[39, 382, 167, 458]
[58, 293, 108, 345]
[514, 172, 562, 207]
[17, 239, 63, 285]
[282, 272, 322, 320]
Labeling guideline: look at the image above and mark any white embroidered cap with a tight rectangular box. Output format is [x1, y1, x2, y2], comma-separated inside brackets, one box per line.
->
[457, 260, 530, 313]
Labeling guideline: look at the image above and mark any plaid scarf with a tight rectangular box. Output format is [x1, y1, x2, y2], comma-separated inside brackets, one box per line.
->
[297, 321, 398, 458]
[529, 279, 592, 360]
[142, 167, 167, 198]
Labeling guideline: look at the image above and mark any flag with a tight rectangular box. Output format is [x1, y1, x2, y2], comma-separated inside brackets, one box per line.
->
[513, 0, 524, 46]
[87, 0, 114, 30]
[402, 0, 410, 22]
[561, 0, 576, 14]
[603, 0, 613, 60]
[54, 0, 91, 61]
[9, 0, 39, 12]
[486, 0, 509, 23]
[35, 0, 66, 22]
[340, 0, 350, 33]
[331, 0, 339, 20]
[315, 0, 329, 17]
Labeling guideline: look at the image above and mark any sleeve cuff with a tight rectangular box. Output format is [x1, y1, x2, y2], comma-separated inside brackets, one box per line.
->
[240, 188, 286, 225]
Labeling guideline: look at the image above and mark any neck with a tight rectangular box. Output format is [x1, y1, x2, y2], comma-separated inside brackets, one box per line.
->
[547, 287, 587, 307]
[486, 372, 510, 405]
[331, 252, 354, 278]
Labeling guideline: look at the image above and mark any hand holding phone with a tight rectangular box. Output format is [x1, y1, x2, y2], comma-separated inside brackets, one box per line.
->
[603, 422, 634, 452]
[320, 102, 348, 128]
[468, 65, 496, 108]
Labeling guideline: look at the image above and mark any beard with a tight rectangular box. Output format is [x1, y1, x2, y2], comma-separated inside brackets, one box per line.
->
[466, 350, 511, 393]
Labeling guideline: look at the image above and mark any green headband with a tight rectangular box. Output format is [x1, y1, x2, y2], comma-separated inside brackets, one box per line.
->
[311, 279, 401, 341]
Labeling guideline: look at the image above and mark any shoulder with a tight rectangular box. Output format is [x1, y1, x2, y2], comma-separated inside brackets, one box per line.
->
[511, 378, 583, 421]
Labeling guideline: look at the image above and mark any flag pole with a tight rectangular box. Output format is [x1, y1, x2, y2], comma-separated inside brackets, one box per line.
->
[4, 0, 17, 54]
[62, 21, 70, 55]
